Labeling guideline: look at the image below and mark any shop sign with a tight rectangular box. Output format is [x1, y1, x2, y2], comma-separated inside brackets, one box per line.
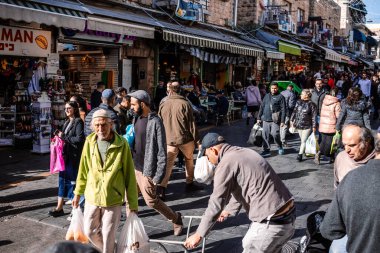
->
[61, 28, 135, 45]
[0, 25, 51, 57]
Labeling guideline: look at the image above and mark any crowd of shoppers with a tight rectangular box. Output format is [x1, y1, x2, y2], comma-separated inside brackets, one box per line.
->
[47, 68, 380, 252]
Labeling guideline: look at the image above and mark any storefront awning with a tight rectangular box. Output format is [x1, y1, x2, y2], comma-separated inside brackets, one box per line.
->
[163, 29, 264, 57]
[367, 36, 378, 47]
[357, 57, 374, 69]
[315, 44, 341, 62]
[163, 29, 230, 51]
[353, 29, 367, 43]
[230, 44, 264, 57]
[87, 16, 155, 39]
[0, 0, 87, 31]
[278, 41, 301, 56]
[266, 50, 285, 60]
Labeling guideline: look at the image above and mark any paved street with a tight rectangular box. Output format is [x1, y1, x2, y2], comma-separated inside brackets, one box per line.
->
[0, 119, 335, 253]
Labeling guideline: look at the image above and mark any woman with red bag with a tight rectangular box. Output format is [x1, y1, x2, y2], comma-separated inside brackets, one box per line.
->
[49, 101, 85, 217]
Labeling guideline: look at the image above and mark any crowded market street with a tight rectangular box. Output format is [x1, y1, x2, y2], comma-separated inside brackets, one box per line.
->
[0, 119, 339, 253]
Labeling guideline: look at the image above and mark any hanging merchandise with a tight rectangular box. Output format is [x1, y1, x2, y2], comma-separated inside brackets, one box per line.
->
[31, 93, 51, 154]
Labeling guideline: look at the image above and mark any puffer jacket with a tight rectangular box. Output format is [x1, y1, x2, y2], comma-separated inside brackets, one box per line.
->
[290, 100, 317, 130]
[336, 99, 371, 131]
[319, 95, 341, 134]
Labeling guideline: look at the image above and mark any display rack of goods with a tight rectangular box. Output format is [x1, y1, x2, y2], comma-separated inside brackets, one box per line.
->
[0, 106, 16, 146]
[51, 92, 66, 131]
[31, 99, 51, 154]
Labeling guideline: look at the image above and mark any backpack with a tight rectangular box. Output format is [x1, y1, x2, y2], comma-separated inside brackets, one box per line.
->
[299, 211, 332, 253]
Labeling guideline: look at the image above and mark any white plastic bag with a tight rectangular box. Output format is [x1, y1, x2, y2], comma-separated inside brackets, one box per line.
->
[116, 212, 150, 253]
[194, 156, 214, 185]
[65, 208, 89, 243]
[305, 132, 319, 156]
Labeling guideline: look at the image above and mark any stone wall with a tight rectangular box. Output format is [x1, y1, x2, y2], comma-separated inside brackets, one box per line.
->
[269, 0, 310, 23]
[237, 0, 257, 27]
[310, 0, 341, 35]
[206, 0, 234, 26]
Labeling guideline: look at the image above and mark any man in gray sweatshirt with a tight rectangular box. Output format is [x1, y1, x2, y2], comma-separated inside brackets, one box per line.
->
[184, 133, 295, 252]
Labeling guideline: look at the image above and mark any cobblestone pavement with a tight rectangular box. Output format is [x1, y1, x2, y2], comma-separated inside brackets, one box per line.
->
[0, 119, 335, 253]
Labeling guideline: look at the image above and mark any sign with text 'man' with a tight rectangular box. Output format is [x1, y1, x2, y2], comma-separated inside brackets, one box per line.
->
[0, 25, 51, 57]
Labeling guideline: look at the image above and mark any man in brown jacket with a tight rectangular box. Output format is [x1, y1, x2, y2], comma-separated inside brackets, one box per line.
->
[158, 81, 201, 199]
[184, 133, 295, 252]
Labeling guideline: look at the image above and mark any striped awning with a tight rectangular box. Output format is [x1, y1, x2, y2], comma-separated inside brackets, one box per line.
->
[230, 44, 264, 57]
[163, 29, 230, 51]
[163, 29, 264, 57]
[0, 0, 87, 31]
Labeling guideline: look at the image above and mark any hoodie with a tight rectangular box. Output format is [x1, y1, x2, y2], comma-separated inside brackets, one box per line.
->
[319, 95, 341, 134]
[245, 85, 261, 106]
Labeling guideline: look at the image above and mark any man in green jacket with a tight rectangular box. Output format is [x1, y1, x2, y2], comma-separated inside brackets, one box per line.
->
[72, 109, 138, 253]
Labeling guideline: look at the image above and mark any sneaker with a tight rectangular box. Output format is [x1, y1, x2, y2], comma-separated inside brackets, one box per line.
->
[185, 182, 204, 192]
[48, 208, 64, 217]
[260, 150, 271, 157]
[297, 154, 303, 162]
[314, 152, 320, 165]
[278, 148, 285, 155]
[65, 200, 72, 205]
[173, 212, 183, 236]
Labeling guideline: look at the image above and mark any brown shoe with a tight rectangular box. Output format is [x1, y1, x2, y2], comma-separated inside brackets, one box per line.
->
[173, 212, 183, 236]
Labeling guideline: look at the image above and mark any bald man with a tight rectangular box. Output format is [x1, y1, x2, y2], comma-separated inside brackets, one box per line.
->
[334, 124, 375, 188]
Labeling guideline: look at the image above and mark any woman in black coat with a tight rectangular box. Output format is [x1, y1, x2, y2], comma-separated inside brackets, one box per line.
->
[49, 101, 85, 217]
[290, 89, 317, 162]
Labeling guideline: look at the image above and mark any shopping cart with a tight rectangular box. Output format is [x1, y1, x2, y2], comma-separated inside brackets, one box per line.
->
[149, 215, 211, 253]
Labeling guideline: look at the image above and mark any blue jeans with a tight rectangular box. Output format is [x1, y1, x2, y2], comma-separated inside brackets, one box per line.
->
[58, 175, 75, 199]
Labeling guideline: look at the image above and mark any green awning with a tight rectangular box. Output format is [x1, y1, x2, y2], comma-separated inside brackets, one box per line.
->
[278, 41, 301, 56]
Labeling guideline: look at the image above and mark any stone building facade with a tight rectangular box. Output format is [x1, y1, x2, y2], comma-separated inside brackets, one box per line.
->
[265, 0, 310, 25]
[310, 0, 341, 35]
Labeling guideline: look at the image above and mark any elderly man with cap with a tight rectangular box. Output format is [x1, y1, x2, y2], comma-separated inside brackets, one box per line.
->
[184, 133, 295, 252]
[72, 109, 138, 253]
[84, 89, 120, 136]
[128, 90, 184, 236]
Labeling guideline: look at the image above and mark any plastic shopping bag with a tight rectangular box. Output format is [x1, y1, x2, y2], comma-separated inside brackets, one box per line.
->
[50, 136, 65, 174]
[247, 123, 263, 147]
[116, 212, 150, 253]
[194, 156, 215, 185]
[305, 133, 319, 156]
[65, 208, 89, 243]
[123, 124, 135, 147]
[330, 132, 342, 155]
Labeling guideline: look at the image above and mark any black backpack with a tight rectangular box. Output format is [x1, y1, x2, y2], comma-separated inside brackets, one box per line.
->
[299, 211, 332, 253]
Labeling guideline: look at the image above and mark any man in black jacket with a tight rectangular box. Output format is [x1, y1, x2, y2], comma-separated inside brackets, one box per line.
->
[311, 79, 327, 116]
[128, 90, 183, 236]
[258, 83, 286, 157]
[84, 89, 120, 136]
[320, 138, 380, 253]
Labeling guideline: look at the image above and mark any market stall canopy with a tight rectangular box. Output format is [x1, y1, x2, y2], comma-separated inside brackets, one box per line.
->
[162, 27, 264, 57]
[278, 41, 301, 56]
[0, 0, 87, 31]
[353, 29, 367, 43]
[315, 44, 342, 62]
[357, 57, 374, 69]
[240, 35, 285, 60]
[366, 36, 378, 48]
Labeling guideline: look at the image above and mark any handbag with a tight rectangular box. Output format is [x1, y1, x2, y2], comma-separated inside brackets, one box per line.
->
[123, 124, 135, 147]
[270, 103, 281, 124]
[50, 136, 65, 174]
